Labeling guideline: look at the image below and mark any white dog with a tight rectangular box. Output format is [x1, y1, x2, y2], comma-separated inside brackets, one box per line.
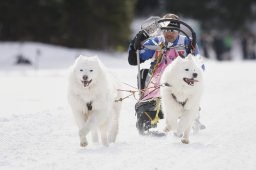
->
[160, 54, 204, 144]
[67, 55, 122, 147]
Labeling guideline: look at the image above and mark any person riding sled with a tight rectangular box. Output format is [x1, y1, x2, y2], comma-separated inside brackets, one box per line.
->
[128, 13, 205, 135]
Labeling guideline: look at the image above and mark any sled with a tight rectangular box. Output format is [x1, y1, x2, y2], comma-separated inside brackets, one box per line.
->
[135, 17, 198, 135]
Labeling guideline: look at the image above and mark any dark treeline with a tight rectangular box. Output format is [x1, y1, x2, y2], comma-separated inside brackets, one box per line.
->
[0, 0, 135, 50]
[0, 0, 255, 50]
[136, 0, 256, 32]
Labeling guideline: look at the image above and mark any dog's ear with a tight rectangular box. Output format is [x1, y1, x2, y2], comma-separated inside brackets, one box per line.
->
[186, 53, 195, 61]
[91, 55, 99, 61]
[75, 55, 86, 63]
[176, 55, 185, 62]
[90, 55, 104, 69]
[90, 55, 100, 64]
[77, 55, 85, 59]
[179, 54, 186, 59]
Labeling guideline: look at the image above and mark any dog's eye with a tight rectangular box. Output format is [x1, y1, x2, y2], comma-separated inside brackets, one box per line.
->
[90, 70, 93, 72]
[185, 69, 189, 71]
[80, 69, 83, 72]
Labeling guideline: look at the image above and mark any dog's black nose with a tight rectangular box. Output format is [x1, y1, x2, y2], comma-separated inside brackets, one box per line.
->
[192, 73, 198, 78]
[83, 75, 88, 80]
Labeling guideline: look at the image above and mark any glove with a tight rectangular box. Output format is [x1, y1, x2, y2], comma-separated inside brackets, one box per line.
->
[133, 30, 149, 50]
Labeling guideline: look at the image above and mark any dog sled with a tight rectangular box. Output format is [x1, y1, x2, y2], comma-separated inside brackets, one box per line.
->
[135, 17, 198, 135]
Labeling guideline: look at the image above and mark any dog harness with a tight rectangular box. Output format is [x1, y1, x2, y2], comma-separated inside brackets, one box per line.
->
[171, 93, 188, 107]
[86, 101, 93, 111]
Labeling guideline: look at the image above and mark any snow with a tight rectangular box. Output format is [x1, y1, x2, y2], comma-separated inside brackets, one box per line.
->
[1, 42, 256, 170]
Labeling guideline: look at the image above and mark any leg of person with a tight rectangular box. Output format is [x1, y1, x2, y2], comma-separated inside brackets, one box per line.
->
[137, 69, 149, 89]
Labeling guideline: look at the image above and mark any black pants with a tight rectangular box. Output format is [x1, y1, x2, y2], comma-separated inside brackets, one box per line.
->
[137, 69, 149, 89]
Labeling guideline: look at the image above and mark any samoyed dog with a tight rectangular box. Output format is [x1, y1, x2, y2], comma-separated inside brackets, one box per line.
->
[67, 55, 122, 147]
[160, 54, 204, 144]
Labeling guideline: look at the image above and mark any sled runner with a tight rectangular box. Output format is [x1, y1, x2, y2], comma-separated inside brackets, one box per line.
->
[135, 17, 198, 135]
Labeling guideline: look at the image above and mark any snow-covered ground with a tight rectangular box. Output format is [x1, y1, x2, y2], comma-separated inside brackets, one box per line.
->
[0, 42, 256, 170]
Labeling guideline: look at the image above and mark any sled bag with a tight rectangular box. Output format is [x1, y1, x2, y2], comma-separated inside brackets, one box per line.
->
[135, 100, 164, 120]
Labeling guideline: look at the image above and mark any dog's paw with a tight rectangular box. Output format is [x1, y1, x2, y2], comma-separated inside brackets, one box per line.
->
[80, 141, 88, 147]
[108, 135, 117, 143]
[102, 142, 109, 147]
[181, 138, 189, 144]
[164, 127, 171, 133]
[80, 138, 88, 147]
[199, 124, 206, 130]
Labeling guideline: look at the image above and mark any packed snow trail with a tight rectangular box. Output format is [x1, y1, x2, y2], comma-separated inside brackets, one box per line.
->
[0, 43, 256, 169]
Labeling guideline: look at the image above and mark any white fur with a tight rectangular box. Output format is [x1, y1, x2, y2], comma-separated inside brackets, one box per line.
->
[67, 55, 122, 147]
[160, 54, 204, 144]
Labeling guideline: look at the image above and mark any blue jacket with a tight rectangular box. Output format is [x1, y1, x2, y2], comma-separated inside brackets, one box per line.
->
[127, 34, 205, 71]
[140, 34, 199, 61]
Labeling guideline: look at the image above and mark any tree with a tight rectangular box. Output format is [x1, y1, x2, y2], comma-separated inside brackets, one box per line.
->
[134, 0, 255, 31]
[0, 0, 136, 50]
[165, 0, 255, 31]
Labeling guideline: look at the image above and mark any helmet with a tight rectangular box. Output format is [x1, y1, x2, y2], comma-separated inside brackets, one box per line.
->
[160, 13, 180, 30]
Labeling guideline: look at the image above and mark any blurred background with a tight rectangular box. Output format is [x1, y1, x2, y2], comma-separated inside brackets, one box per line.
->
[0, 0, 255, 62]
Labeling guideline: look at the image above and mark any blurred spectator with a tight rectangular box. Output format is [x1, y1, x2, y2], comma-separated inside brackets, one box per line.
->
[242, 31, 256, 60]
[222, 33, 233, 60]
[242, 32, 249, 60]
[15, 54, 32, 65]
[200, 32, 213, 59]
[212, 34, 225, 61]
[211, 31, 233, 61]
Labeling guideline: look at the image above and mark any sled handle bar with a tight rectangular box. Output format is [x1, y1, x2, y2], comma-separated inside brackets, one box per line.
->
[136, 50, 142, 98]
[158, 19, 197, 52]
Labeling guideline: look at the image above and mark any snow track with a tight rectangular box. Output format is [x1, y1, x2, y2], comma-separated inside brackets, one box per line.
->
[1, 46, 256, 169]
